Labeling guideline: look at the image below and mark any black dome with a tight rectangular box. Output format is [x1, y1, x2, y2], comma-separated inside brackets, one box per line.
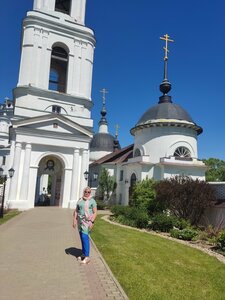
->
[90, 133, 119, 152]
[137, 102, 194, 125]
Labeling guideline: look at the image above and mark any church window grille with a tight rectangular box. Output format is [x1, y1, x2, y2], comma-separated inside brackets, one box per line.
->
[134, 148, 141, 157]
[52, 105, 61, 114]
[174, 147, 191, 159]
[2, 156, 6, 165]
[55, 0, 71, 15]
[49, 47, 68, 93]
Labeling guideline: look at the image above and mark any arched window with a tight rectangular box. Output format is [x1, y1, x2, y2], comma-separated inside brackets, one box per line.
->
[55, 0, 71, 15]
[130, 173, 137, 186]
[129, 173, 137, 206]
[134, 148, 141, 157]
[49, 46, 68, 93]
[174, 147, 191, 158]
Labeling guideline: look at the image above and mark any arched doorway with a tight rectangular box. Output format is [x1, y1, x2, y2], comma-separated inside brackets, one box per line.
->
[35, 156, 64, 206]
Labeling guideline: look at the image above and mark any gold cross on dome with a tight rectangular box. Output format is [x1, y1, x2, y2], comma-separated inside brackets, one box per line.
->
[160, 34, 174, 61]
[100, 88, 108, 104]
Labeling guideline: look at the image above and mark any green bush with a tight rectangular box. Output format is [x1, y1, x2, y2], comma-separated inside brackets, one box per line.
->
[217, 230, 225, 250]
[96, 199, 106, 210]
[173, 218, 191, 230]
[111, 205, 149, 229]
[111, 205, 129, 217]
[149, 213, 175, 232]
[170, 228, 198, 241]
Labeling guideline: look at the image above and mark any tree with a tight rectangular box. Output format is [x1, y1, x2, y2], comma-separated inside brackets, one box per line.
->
[131, 179, 162, 215]
[155, 175, 216, 225]
[203, 158, 225, 182]
[98, 168, 117, 201]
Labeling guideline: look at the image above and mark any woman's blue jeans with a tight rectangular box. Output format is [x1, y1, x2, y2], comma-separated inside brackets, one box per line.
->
[79, 231, 90, 257]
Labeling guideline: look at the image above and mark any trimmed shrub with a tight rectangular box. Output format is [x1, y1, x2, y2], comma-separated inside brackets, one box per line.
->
[111, 205, 149, 229]
[149, 213, 175, 232]
[170, 228, 198, 241]
[111, 205, 129, 217]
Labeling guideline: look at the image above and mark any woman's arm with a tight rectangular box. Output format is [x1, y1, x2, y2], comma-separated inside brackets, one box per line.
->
[72, 208, 78, 228]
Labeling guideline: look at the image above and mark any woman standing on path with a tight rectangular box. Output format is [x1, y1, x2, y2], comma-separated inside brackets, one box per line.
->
[73, 187, 97, 264]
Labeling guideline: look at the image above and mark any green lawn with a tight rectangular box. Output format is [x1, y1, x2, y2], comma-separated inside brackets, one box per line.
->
[0, 210, 20, 225]
[91, 216, 225, 300]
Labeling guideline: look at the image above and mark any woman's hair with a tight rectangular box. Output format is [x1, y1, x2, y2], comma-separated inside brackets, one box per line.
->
[83, 186, 91, 193]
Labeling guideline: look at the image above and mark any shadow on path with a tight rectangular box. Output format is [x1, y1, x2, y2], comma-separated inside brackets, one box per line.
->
[65, 247, 82, 258]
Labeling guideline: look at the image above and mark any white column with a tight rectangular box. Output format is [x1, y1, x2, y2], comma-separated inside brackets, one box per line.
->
[79, 149, 89, 197]
[70, 148, 80, 201]
[40, 34, 51, 89]
[19, 143, 32, 201]
[8, 142, 22, 201]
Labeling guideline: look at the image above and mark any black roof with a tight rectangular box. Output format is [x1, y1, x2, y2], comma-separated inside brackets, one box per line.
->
[137, 102, 194, 125]
[90, 133, 121, 152]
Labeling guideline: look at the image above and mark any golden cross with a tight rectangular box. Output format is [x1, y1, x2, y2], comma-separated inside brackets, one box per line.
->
[100, 88, 108, 104]
[115, 124, 120, 137]
[160, 34, 174, 61]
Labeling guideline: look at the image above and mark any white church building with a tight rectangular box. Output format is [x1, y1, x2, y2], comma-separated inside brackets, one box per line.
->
[89, 37, 207, 205]
[0, 0, 207, 210]
[0, 0, 95, 210]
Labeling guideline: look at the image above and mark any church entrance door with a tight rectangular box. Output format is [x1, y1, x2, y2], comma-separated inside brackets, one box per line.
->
[35, 156, 64, 207]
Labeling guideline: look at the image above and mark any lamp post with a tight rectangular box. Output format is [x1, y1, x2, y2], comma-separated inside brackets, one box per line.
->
[89, 172, 98, 188]
[84, 170, 89, 181]
[0, 167, 15, 218]
[83, 171, 98, 187]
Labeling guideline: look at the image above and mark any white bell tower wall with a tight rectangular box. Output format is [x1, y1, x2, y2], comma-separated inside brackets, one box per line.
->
[33, 0, 86, 25]
[14, 0, 95, 123]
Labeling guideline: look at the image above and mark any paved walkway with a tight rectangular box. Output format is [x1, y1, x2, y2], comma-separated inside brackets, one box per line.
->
[0, 208, 128, 300]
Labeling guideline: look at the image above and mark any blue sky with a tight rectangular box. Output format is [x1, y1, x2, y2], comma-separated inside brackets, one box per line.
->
[0, 1, 225, 160]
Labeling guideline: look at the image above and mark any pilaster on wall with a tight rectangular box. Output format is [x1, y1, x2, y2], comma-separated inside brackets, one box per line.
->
[19, 143, 32, 201]
[8, 143, 22, 201]
[70, 148, 80, 202]
[80, 148, 89, 197]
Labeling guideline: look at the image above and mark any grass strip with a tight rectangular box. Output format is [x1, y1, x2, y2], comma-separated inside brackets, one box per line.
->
[0, 210, 21, 225]
[91, 216, 225, 300]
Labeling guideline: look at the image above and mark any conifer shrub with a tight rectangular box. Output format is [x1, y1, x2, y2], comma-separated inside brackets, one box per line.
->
[155, 176, 216, 225]
[131, 178, 165, 215]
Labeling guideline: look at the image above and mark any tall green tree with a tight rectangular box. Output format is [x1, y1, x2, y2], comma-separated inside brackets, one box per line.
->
[131, 179, 163, 215]
[203, 158, 225, 181]
[98, 168, 117, 201]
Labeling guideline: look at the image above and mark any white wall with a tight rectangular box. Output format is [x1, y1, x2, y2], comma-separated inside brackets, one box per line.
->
[134, 126, 198, 163]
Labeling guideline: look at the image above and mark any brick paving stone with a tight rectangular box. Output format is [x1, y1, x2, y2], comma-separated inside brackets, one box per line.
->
[0, 208, 128, 300]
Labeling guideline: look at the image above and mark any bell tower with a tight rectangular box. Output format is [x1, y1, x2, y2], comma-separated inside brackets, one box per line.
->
[6, 0, 96, 210]
[33, 0, 86, 25]
[14, 0, 95, 128]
